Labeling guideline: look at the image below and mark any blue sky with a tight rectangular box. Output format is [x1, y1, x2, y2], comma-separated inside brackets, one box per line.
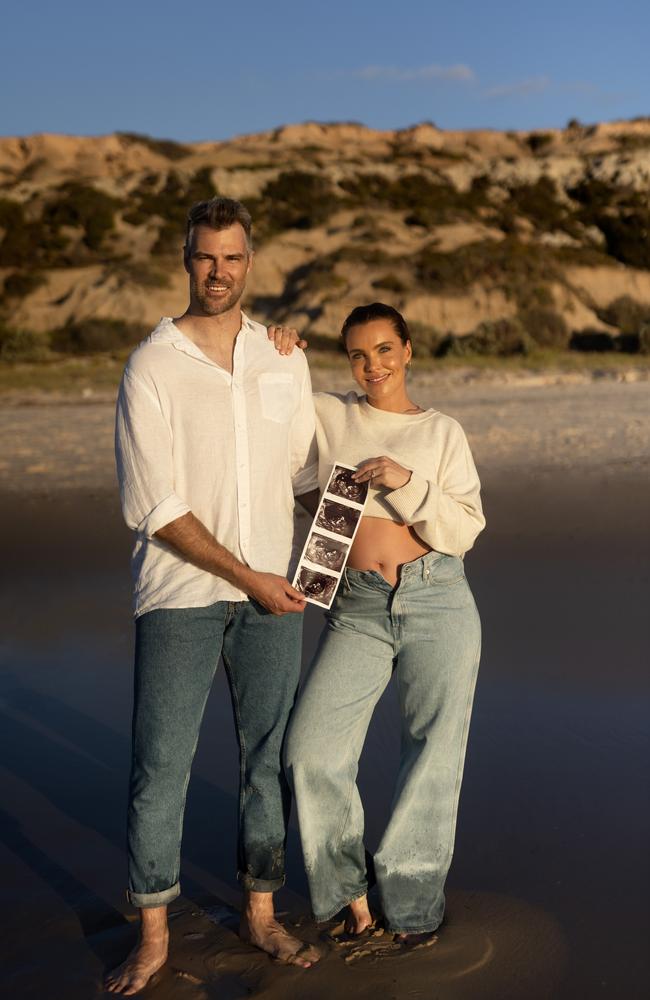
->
[1, 0, 648, 140]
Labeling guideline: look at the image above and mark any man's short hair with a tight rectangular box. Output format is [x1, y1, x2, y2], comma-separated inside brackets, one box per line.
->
[185, 196, 253, 252]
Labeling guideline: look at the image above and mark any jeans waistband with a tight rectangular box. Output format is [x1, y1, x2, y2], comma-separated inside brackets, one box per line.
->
[343, 550, 453, 591]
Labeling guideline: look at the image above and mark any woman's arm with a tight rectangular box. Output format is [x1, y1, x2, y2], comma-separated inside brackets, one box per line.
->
[357, 423, 485, 557]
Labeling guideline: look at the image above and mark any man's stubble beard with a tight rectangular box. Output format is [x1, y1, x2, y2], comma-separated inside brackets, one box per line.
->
[191, 277, 246, 318]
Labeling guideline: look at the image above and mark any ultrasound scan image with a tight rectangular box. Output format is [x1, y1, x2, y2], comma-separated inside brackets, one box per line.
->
[327, 465, 369, 504]
[305, 532, 348, 572]
[295, 567, 339, 606]
[315, 499, 361, 539]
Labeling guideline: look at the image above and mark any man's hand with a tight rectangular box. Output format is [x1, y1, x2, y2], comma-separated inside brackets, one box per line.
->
[239, 568, 306, 615]
[268, 325, 307, 355]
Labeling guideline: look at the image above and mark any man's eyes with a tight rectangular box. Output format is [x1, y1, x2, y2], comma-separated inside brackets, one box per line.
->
[195, 254, 243, 262]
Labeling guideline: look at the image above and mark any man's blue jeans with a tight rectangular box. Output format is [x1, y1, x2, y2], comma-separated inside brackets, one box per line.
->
[284, 551, 481, 934]
[127, 599, 303, 908]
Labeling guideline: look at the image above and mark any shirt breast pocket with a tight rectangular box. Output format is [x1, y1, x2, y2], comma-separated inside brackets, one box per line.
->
[258, 373, 295, 423]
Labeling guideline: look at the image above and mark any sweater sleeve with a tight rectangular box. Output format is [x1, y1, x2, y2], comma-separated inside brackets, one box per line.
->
[384, 420, 485, 556]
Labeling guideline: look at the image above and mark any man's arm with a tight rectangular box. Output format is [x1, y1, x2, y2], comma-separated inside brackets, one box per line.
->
[155, 512, 306, 615]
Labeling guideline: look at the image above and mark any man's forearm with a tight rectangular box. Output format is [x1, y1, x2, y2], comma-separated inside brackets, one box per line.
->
[154, 512, 255, 592]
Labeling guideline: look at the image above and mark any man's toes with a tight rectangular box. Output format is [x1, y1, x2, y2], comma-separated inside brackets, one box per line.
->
[288, 942, 320, 967]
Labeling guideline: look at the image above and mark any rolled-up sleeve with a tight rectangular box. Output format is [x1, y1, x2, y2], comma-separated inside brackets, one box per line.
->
[385, 422, 485, 556]
[115, 369, 191, 538]
[289, 359, 319, 496]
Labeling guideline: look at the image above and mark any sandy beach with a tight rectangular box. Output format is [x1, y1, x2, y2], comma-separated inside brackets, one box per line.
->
[1, 374, 649, 998]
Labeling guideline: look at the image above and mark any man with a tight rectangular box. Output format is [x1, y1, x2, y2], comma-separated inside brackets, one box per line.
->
[106, 196, 320, 995]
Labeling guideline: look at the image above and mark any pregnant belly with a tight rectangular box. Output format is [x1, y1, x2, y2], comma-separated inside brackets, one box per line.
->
[347, 516, 431, 586]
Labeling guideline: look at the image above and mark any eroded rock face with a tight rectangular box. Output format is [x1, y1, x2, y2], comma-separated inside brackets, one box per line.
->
[1, 119, 650, 352]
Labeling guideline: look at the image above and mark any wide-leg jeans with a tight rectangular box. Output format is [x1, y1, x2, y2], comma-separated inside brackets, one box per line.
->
[127, 599, 303, 908]
[284, 551, 481, 934]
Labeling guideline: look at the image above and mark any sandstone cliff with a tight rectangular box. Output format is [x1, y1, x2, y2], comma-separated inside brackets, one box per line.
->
[1, 119, 650, 358]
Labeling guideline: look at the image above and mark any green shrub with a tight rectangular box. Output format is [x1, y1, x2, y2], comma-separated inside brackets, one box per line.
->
[304, 331, 345, 352]
[0, 323, 48, 361]
[440, 318, 533, 357]
[42, 182, 122, 251]
[117, 132, 192, 161]
[417, 238, 560, 298]
[0, 196, 69, 267]
[334, 244, 392, 266]
[597, 212, 650, 270]
[0, 198, 24, 230]
[567, 178, 616, 216]
[254, 171, 340, 234]
[372, 274, 408, 293]
[407, 321, 446, 357]
[106, 261, 171, 289]
[2, 271, 46, 299]
[526, 132, 553, 153]
[285, 257, 348, 298]
[639, 323, 650, 354]
[50, 318, 148, 354]
[519, 306, 569, 348]
[505, 177, 571, 233]
[123, 168, 218, 254]
[597, 295, 650, 332]
[340, 172, 487, 225]
[569, 329, 616, 352]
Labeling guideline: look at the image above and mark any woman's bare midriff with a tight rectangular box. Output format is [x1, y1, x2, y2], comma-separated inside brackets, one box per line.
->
[347, 516, 431, 586]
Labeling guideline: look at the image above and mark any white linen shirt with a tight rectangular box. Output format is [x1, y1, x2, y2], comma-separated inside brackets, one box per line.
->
[115, 314, 317, 617]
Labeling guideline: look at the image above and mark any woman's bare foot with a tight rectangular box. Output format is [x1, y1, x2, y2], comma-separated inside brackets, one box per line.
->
[344, 895, 374, 936]
[240, 891, 320, 968]
[104, 906, 169, 995]
[395, 930, 438, 951]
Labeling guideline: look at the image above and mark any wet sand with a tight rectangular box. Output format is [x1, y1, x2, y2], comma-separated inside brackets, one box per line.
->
[1, 380, 649, 998]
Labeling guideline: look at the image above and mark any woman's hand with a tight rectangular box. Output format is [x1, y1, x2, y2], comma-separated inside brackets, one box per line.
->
[267, 325, 307, 355]
[353, 457, 412, 491]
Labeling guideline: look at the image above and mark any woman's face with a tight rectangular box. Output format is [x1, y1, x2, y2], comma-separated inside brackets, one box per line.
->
[345, 319, 412, 404]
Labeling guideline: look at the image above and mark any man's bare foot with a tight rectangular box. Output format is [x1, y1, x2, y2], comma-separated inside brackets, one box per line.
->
[104, 906, 169, 995]
[240, 891, 320, 968]
[344, 895, 374, 936]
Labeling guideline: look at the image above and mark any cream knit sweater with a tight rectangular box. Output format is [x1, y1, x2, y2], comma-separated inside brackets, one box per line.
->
[306, 391, 485, 557]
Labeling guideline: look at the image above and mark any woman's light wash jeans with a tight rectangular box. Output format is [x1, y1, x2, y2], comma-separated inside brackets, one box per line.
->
[285, 551, 481, 934]
[127, 599, 302, 908]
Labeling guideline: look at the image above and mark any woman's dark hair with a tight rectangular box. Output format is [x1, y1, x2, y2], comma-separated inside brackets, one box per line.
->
[340, 302, 411, 347]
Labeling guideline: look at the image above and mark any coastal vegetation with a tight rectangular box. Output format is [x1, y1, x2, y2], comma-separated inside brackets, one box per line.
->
[1, 121, 650, 375]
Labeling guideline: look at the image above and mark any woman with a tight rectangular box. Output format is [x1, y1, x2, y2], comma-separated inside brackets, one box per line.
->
[284, 302, 485, 947]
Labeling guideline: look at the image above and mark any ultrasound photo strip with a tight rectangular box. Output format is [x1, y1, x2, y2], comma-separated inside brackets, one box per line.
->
[292, 461, 369, 608]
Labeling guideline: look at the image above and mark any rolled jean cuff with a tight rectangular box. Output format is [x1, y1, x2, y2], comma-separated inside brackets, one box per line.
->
[238, 871, 285, 893]
[127, 880, 181, 909]
[385, 919, 442, 934]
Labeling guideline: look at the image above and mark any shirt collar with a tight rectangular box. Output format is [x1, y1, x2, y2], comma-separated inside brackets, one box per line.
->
[150, 312, 254, 366]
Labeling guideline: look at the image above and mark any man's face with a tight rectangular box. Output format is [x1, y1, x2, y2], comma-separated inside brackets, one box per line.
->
[184, 222, 253, 317]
